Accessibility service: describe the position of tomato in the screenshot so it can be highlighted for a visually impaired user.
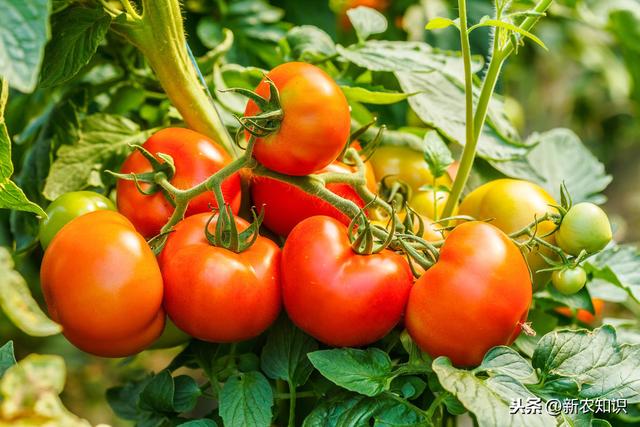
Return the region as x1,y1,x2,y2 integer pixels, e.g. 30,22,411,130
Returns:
411,190,457,221
556,298,604,325
551,266,587,295
160,213,281,342
556,202,612,256
406,221,532,367
251,161,376,236
244,62,350,176
282,216,413,347
116,127,241,238
459,179,557,288
369,145,452,194
40,211,164,357
39,191,115,249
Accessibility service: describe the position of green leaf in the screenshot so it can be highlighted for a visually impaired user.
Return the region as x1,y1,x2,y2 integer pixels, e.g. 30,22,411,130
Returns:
219,371,273,427
341,85,411,105
533,326,640,403
478,347,536,382
390,376,427,400
260,316,318,387
433,357,556,427
0,341,16,379
173,375,201,413
539,284,595,313
307,348,393,397
470,19,548,50
43,113,149,200
585,244,640,303
0,247,61,336
346,6,388,43
602,318,640,345
40,6,111,87
425,17,460,30
139,370,175,413
422,131,453,179
177,421,218,427
285,25,336,61
107,376,153,421
0,0,51,92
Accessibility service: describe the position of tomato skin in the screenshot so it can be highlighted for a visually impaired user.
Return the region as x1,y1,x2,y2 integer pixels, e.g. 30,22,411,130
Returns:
369,145,452,194
40,211,164,357
556,202,612,256
116,128,241,238
551,267,587,295
245,62,350,176
406,221,532,367
251,162,375,236
160,214,281,343
411,190,458,221
39,191,115,249
459,179,557,288
282,216,413,347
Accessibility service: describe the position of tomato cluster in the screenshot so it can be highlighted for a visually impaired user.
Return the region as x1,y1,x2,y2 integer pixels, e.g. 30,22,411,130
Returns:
38,62,611,368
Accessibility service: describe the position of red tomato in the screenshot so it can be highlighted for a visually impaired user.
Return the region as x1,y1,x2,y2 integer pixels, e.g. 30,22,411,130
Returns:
244,62,350,175
251,161,376,236
406,221,532,367
116,128,241,237
282,216,413,346
40,211,164,357
555,298,604,325
159,213,281,342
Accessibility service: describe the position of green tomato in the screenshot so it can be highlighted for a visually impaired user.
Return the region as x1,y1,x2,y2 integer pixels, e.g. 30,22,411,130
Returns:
39,191,115,249
551,267,587,295
556,202,612,256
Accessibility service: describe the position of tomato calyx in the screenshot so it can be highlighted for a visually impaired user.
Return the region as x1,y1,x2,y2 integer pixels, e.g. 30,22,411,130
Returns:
227,77,284,138
348,205,395,255
204,204,265,253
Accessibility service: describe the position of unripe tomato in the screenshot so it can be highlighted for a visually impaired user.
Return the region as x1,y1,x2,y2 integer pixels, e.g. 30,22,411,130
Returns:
411,190,458,221
556,202,612,256
40,211,164,357
555,298,604,325
406,221,532,367
551,266,587,295
251,161,376,236
39,191,115,249
245,62,350,175
459,179,557,288
369,145,452,194
160,214,281,343
116,128,241,238
282,216,413,347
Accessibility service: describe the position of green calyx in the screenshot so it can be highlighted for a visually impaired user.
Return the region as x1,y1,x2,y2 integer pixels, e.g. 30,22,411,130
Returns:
204,205,264,253
224,77,284,138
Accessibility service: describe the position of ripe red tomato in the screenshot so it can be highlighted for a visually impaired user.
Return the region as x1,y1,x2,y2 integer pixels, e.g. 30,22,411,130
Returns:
244,62,350,175
555,298,604,325
159,213,281,342
40,211,164,357
251,161,376,236
282,216,413,347
405,221,532,367
116,128,241,237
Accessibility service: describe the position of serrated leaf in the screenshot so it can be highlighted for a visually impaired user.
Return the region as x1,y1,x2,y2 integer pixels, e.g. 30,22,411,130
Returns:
433,357,556,427
43,113,149,200
0,341,16,379
347,6,388,42
341,85,411,105
422,131,453,179
40,6,111,87
539,284,595,313
0,0,51,92
478,347,536,382
260,316,318,387
426,17,459,30
0,247,61,336
285,25,336,61
585,244,640,303
307,348,393,397
219,371,273,427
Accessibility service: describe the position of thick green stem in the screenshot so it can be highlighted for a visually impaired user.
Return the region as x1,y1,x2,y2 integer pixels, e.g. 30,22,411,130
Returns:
287,381,297,427
110,0,236,156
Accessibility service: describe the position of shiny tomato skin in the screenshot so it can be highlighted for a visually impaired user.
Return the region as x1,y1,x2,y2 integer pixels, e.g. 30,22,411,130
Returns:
282,216,413,347
116,128,241,238
160,214,281,343
251,162,374,236
406,221,532,367
40,210,164,357
245,62,350,175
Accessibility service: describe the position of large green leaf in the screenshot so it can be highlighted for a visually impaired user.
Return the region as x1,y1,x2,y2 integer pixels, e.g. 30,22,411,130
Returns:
0,247,61,337
586,244,640,303
0,0,51,92
219,371,273,427
346,6,387,43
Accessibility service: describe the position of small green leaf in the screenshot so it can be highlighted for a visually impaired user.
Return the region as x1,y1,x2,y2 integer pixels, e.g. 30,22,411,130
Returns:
173,375,201,413
426,17,459,30
347,6,388,43
177,421,218,427
260,316,318,387
285,25,336,61
106,377,153,421
219,371,273,427
422,131,453,179
341,85,411,105
0,341,16,379
0,247,61,336
307,348,393,397
470,18,548,50
139,370,175,413
40,6,111,87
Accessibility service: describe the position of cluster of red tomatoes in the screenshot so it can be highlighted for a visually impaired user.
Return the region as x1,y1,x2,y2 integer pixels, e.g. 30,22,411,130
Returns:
38,62,612,367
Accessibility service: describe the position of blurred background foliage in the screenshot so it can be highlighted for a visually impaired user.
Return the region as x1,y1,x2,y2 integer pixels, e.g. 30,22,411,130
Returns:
1,0,638,425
